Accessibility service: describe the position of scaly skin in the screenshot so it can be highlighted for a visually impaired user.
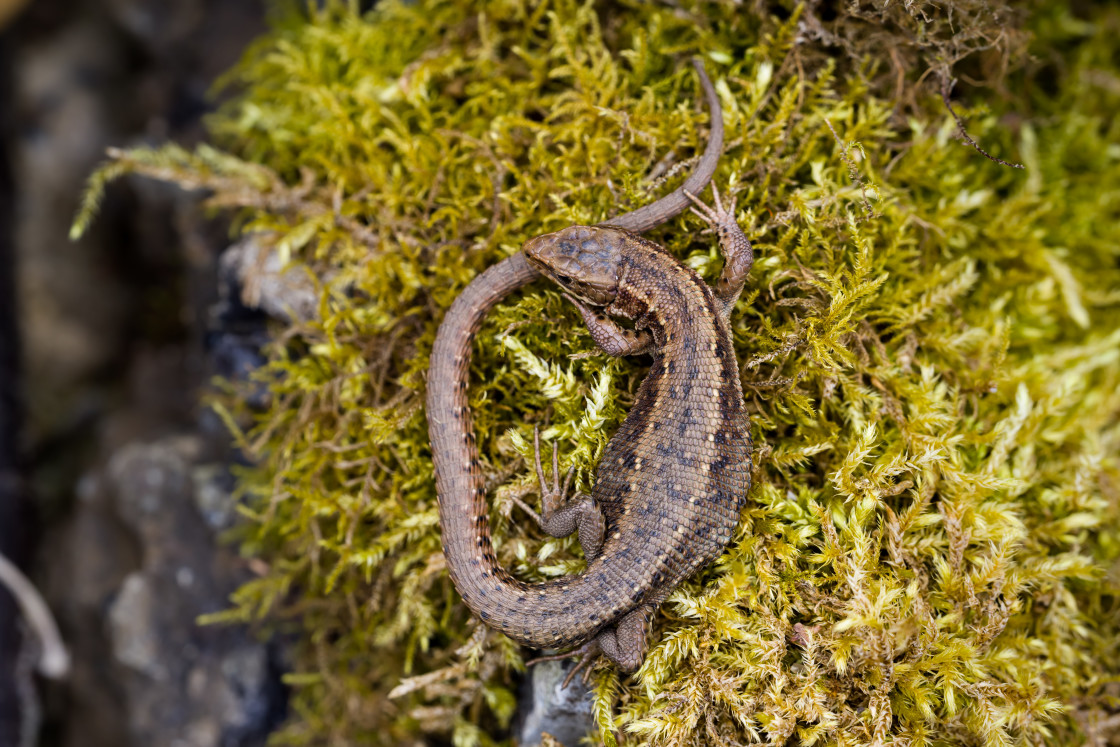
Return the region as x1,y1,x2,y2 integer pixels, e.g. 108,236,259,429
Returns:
426,60,754,673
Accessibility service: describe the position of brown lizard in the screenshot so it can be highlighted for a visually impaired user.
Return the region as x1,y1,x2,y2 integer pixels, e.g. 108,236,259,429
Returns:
426,59,754,678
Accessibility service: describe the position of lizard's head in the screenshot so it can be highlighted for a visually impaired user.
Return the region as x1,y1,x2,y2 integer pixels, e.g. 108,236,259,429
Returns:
522,225,627,306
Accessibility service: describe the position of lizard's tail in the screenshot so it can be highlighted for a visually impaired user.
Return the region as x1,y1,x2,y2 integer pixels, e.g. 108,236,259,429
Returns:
428,252,592,648
599,57,722,233
428,252,642,650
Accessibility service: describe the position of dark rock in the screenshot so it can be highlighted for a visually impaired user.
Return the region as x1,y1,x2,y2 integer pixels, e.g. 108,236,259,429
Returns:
0,23,35,747
97,435,285,746
4,0,282,744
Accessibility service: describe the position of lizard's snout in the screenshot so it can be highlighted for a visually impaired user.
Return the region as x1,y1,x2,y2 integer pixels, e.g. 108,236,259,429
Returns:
522,226,623,306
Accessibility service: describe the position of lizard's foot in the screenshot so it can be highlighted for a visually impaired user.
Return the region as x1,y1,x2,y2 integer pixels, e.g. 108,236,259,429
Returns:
510,426,571,527
683,183,753,316
563,293,652,357
685,182,737,236
534,426,575,519
595,606,651,673
530,427,606,558
526,607,652,688
527,638,603,690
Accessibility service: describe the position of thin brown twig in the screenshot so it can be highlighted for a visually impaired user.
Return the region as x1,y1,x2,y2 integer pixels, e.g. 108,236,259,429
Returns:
940,77,1024,169
823,118,878,220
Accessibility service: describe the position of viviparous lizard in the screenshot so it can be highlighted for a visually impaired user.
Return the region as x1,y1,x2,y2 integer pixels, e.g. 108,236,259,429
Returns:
426,59,754,675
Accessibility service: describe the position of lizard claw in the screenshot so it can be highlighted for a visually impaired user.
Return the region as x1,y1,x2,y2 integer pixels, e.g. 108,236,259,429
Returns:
684,182,753,296
562,292,595,323
526,638,603,690
685,184,738,231
532,427,575,518
510,495,544,528
533,426,548,496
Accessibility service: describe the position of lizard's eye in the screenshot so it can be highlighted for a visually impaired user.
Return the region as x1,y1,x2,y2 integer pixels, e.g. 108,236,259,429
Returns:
555,274,571,285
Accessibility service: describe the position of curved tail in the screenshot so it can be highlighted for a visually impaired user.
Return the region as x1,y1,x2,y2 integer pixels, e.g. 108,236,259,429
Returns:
428,252,624,648
601,58,723,233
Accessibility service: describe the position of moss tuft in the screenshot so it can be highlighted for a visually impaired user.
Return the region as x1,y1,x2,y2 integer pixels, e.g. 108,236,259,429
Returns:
74,1,1120,744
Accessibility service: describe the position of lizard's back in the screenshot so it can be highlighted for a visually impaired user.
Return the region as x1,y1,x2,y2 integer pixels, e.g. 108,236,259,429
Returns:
588,236,751,606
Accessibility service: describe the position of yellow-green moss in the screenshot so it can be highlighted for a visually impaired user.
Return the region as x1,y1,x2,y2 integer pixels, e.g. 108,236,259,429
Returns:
74,1,1120,744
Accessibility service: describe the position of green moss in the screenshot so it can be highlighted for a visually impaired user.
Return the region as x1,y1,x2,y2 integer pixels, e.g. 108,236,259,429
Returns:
74,1,1120,744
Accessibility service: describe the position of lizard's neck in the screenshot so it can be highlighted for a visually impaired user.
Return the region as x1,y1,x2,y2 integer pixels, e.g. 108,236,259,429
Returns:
609,243,724,350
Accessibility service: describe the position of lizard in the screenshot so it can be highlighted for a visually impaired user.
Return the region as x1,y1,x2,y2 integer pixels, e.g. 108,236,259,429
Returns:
426,58,754,678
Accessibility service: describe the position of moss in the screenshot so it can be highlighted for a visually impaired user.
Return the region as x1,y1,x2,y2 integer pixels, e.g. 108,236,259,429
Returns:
73,1,1120,744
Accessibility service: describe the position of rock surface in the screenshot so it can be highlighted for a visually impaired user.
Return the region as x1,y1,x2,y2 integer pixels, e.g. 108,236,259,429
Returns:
2,1,280,745
43,433,285,747
515,661,595,747
220,237,321,325
102,437,282,746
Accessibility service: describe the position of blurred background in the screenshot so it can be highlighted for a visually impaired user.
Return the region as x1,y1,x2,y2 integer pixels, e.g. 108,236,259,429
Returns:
0,1,296,745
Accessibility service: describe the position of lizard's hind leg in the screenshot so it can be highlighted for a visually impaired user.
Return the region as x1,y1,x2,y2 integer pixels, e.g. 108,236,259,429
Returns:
527,639,601,689
595,605,652,673
528,605,653,688
512,428,606,560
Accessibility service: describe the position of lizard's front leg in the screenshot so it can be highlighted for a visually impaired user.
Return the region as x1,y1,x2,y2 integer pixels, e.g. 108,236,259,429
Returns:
512,428,606,560
564,293,651,357
685,184,753,319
